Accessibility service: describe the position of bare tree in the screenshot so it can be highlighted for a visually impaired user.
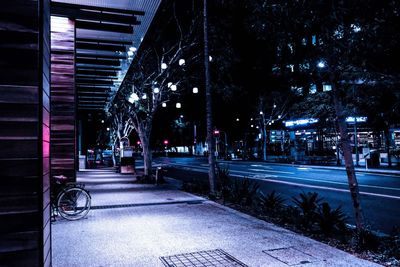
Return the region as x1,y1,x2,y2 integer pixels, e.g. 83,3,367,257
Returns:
257,95,288,161
107,102,134,167
108,8,201,177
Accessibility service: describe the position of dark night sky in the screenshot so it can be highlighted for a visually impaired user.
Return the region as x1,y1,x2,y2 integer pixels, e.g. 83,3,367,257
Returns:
80,0,400,151
146,0,272,147
79,0,278,150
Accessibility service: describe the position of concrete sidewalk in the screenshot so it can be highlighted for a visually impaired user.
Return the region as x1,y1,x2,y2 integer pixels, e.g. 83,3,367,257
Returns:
52,169,380,267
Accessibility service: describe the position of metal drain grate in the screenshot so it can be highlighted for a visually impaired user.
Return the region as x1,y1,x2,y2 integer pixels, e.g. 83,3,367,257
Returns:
160,249,248,267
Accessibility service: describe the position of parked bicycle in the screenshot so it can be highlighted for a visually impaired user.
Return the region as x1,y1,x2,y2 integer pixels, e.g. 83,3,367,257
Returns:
51,175,91,221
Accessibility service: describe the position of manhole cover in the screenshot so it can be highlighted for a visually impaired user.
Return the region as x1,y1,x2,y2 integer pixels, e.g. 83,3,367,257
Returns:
263,247,317,266
160,249,248,267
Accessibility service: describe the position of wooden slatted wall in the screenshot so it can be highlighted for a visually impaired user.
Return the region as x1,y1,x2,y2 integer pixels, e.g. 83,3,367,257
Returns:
50,16,76,181
0,0,51,266
42,0,51,265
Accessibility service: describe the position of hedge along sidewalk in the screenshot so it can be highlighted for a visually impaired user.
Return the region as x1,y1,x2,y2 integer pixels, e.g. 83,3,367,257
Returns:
166,177,381,267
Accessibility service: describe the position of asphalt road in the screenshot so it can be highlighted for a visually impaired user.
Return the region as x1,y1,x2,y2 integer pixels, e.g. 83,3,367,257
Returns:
155,157,400,233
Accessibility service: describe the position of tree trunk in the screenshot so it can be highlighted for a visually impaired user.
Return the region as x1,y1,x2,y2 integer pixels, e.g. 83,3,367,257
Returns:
384,127,392,167
140,135,152,177
331,72,364,231
112,142,117,168
203,0,217,196
262,125,267,161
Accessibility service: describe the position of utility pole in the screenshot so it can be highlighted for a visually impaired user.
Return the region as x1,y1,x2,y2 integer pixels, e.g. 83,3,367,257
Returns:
203,0,216,196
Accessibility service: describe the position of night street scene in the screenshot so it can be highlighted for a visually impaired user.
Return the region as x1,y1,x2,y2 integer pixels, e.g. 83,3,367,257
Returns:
1,0,400,266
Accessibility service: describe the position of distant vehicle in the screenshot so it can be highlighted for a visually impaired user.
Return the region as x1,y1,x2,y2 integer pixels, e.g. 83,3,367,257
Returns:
102,149,113,167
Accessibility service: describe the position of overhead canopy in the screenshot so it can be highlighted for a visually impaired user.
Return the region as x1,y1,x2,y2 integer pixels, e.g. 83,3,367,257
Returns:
51,0,162,110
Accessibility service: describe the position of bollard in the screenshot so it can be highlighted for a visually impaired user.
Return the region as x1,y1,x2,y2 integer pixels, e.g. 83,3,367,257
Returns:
155,167,165,184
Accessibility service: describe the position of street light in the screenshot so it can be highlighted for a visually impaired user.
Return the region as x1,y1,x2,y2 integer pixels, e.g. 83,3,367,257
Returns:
317,61,326,68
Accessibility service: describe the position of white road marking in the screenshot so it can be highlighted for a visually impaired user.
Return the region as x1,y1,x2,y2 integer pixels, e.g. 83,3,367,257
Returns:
230,171,400,192
247,169,294,174
252,174,278,179
264,174,400,192
300,168,397,177
297,167,310,170
248,168,269,172
165,162,400,194
250,164,272,169
358,172,400,177
229,173,400,200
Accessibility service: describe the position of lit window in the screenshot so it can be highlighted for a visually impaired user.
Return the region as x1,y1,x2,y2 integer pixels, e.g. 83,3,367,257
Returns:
312,35,317,45
351,24,361,33
323,84,332,91
309,84,317,94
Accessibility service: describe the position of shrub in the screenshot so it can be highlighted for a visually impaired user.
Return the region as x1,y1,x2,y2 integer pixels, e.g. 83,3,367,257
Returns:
257,190,285,215
182,179,209,195
292,192,323,229
230,178,260,207
382,227,400,259
316,202,347,236
216,166,231,202
352,226,381,252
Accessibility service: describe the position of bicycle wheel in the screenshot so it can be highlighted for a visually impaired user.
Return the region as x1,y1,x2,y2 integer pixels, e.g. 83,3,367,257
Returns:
57,187,91,220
